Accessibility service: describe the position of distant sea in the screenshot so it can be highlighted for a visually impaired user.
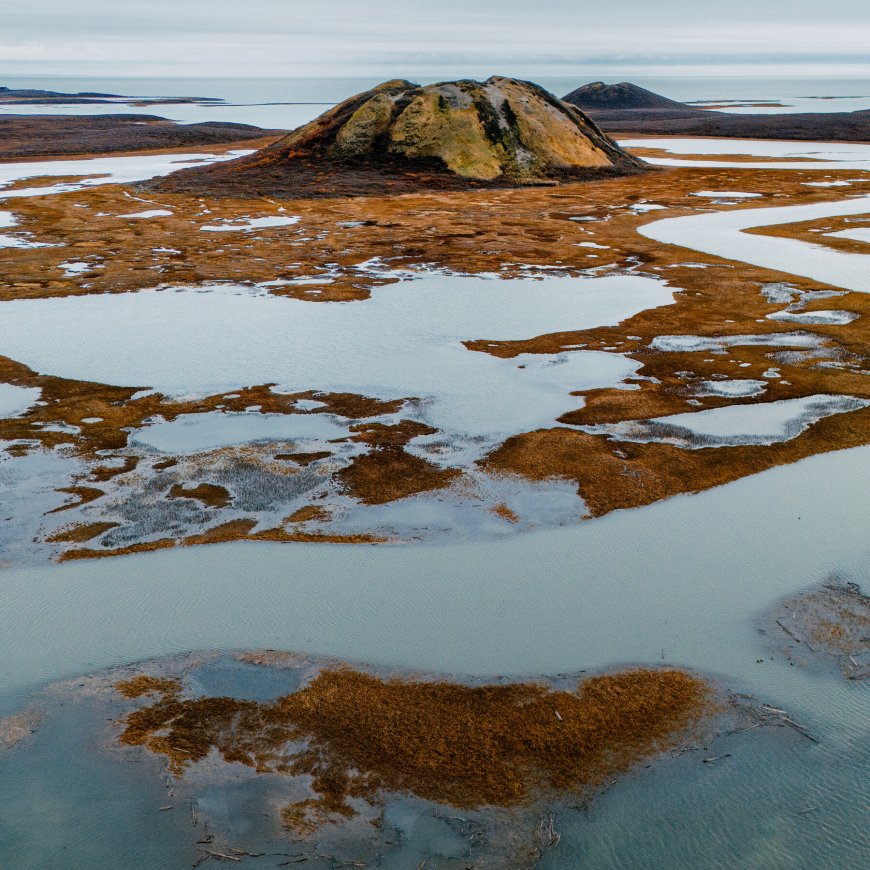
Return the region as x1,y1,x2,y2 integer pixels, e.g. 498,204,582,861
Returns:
2,74,870,130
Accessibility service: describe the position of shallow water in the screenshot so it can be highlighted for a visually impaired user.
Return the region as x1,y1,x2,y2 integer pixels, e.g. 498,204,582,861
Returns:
0,273,670,445
1,445,869,867
828,227,870,245
641,194,870,293
2,444,868,707
0,150,252,199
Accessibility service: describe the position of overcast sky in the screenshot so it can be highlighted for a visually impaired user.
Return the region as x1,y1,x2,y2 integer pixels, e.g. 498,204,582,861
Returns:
5,0,870,78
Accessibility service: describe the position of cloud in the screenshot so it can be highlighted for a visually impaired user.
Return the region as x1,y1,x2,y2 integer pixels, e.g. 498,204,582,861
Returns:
4,1,869,76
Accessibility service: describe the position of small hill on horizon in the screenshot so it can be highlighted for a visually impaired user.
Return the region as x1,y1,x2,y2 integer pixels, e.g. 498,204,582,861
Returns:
560,80,870,142
562,81,688,112
156,77,647,198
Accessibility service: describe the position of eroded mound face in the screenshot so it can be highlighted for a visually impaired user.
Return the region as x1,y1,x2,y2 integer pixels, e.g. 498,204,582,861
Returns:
156,76,646,196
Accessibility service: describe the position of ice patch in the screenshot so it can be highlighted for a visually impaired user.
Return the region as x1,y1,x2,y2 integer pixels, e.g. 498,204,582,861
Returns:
0,384,41,418
131,411,350,454
200,216,301,232
630,203,666,213
692,191,761,199
767,309,858,326
651,332,824,353
695,379,767,398
118,209,174,219
802,180,856,188
582,395,869,449
58,261,93,276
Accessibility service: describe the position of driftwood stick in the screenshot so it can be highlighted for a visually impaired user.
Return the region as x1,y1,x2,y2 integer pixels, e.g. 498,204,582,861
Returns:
781,717,820,743
195,849,241,862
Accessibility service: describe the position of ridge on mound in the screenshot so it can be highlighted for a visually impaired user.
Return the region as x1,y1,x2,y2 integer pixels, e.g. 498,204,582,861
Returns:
563,81,688,111
155,76,647,198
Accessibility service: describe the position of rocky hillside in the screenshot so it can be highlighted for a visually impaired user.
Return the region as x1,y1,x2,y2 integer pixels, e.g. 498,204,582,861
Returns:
156,77,646,198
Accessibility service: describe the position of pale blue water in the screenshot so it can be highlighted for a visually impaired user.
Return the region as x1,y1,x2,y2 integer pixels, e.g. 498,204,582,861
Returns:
2,75,869,129
1,445,868,867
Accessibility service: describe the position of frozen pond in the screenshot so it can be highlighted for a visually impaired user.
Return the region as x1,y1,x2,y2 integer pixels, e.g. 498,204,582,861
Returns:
827,227,870,245
0,384,41,418
641,195,870,293
0,273,673,443
133,410,350,453
0,150,252,199
581,394,869,448
621,137,870,171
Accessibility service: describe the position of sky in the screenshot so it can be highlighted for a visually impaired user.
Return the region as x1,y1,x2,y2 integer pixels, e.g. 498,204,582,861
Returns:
4,0,870,78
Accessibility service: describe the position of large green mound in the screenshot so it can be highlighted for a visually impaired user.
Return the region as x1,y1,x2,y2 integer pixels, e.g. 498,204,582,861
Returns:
156,77,647,197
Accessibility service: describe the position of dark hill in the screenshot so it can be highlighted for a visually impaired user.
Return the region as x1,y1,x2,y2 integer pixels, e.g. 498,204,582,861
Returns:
563,81,687,112
561,81,870,142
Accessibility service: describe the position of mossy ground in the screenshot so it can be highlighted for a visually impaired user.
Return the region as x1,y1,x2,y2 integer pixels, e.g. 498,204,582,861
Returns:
117,664,712,832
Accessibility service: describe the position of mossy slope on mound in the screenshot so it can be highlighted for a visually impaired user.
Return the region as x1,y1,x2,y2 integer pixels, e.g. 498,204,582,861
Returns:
157,76,645,196
261,76,643,182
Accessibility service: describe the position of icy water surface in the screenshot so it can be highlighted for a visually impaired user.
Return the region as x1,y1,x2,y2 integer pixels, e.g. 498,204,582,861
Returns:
2,75,870,128
1,446,869,867
0,150,252,199
643,193,870,292
0,273,671,444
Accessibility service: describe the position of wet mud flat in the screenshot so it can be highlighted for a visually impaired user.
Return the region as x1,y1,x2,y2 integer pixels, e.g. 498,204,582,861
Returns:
763,581,870,680
0,651,788,869
580,106,870,142
0,116,283,160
